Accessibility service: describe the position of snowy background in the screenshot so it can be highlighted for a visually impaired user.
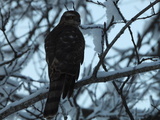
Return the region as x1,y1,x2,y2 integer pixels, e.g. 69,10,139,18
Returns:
0,0,160,120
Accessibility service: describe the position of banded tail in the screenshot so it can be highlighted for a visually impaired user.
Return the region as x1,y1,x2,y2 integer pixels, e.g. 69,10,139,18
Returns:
43,71,75,118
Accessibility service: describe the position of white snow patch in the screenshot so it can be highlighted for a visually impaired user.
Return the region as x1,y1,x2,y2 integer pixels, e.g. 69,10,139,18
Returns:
81,24,103,53
104,0,122,23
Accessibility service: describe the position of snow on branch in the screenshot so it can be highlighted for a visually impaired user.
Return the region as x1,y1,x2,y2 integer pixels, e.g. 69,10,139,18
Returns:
0,60,160,119
75,60,160,88
0,88,48,119
92,0,160,75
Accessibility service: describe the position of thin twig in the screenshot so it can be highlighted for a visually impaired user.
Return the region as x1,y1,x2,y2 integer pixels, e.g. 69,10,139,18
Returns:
0,88,48,119
113,2,140,64
112,81,134,120
0,9,17,57
92,0,160,77
0,49,29,66
2,30,17,57
86,0,106,7
120,76,130,92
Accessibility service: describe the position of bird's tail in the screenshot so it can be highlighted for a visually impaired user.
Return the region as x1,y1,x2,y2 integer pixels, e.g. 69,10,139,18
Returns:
43,71,65,118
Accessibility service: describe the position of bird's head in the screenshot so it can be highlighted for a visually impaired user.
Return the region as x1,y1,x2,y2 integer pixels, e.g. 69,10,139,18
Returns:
59,11,81,26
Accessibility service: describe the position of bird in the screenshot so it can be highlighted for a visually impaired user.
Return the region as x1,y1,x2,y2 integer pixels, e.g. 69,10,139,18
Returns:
43,10,85,118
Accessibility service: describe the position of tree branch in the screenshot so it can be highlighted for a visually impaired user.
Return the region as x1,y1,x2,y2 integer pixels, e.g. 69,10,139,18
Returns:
0,49,29,67
76,60,160,88
92,0,160,76
0,88,48,119
0,60,160,119
112,80,134,120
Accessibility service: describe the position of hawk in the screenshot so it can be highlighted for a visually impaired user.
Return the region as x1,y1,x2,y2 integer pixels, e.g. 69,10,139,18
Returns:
43,11,85,118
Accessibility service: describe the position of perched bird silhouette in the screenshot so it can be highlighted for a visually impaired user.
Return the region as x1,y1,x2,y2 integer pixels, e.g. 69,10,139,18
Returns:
44,10,85,118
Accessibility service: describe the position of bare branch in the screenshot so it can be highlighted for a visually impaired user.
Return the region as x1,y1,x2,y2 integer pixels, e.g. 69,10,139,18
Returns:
92,0,160,76
112,81,134,120
86,0,106,7
0,49,29,66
